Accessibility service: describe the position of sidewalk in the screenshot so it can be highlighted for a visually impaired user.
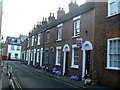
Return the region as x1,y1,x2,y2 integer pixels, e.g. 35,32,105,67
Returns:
29,65,111,90
2,66,10,89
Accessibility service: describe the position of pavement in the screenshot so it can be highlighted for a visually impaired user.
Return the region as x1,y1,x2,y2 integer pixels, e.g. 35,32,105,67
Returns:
1,61,113,90
29,65,112,90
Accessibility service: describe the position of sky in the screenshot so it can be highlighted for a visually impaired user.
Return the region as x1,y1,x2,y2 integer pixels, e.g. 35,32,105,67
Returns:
1,0,86,41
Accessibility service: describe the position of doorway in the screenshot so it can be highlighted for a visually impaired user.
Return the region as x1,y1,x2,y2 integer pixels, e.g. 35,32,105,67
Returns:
85,50,91,78
64,52,68,75
49,47,54,72
82,41,93,80
63,44,70,75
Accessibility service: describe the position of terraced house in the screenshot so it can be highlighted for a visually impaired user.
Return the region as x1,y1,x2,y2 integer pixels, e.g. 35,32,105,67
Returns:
21,0,120,88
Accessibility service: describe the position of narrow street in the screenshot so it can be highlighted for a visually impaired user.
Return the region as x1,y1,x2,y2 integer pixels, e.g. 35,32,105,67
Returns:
6,61,83,89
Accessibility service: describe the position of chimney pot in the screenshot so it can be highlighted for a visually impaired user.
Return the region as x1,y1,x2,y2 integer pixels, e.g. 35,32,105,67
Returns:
43,17,44,21
50,12,51,16
59,7,61,10
74,0,76,3
53,13,54,16
45,18,47,21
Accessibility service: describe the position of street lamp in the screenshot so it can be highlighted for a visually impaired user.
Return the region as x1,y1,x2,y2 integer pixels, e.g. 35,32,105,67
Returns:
0,35,3,66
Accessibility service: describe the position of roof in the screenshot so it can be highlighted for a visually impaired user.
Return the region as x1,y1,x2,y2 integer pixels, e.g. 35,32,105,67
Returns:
5,36,21,45
29,2,95,37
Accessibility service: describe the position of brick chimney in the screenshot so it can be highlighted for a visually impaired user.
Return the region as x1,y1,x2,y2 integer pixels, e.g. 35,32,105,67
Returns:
42,17,47,26
69,0,78,12
57,7,65,18
48,12,55,23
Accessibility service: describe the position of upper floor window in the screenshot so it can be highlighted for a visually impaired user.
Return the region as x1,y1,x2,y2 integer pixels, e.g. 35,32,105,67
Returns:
31,36,34,46
73,15,81,37
11,45,15,50
37,34,41,45
57,23,63,41
27,38,29,47
46,30,50,44
71,44,79,68
17,46,20,50
108,0,120,16
107,38,120,70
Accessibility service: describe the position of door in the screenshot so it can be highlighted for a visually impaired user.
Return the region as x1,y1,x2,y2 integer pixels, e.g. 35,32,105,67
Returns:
85,50,90,78
8,53,11,60
64,52,68,75
49,48,54,71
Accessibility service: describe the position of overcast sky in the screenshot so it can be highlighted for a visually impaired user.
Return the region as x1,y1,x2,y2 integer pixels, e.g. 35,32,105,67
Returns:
1,0,86,41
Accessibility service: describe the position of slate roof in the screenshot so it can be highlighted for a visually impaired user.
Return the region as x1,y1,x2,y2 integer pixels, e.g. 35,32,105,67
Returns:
29,2,95,37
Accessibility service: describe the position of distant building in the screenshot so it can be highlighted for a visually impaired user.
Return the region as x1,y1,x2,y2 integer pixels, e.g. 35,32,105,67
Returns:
5,36,21,60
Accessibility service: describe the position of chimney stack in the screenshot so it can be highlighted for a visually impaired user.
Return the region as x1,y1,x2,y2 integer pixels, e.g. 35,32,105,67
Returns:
57,7,65,19
69,0,78,12
48,12,55,23
42,17,48,26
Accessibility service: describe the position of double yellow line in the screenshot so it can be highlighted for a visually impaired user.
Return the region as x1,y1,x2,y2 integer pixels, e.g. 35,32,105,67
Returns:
12,72,22,90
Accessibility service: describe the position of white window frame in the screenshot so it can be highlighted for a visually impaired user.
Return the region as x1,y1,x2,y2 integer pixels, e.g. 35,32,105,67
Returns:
56,47,61,66
71,44,79,68
17,46,20,50
27,38,29,47
31,36,34,46
36,49,40,63
108,0,120,16
46,30,50,44
107,37,120,70
11,45,15,50
73,15,81,38
37,33,41,45
57,23,63,41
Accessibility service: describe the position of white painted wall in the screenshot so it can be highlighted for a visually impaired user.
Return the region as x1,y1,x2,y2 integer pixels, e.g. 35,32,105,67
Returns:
7,44,21,60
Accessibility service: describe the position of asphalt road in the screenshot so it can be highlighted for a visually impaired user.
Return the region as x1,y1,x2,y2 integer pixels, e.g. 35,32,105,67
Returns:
6,61,79,89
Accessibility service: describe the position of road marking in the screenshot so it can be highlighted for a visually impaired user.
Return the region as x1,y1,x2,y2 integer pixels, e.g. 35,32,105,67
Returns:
12,72,22,90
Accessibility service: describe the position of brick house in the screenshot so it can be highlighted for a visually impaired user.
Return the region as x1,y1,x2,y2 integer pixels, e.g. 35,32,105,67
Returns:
21,0,120,88
93,1,120,88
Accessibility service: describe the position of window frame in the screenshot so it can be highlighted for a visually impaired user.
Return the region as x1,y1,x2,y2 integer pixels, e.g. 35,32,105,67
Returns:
55,47,61,66
108,0,120,16
57,23,63,41
46,30,50,44
31,36,35,46
11,45,15,50
27,38,29,47
37,33,41,45
73,15,81,37
107,37,120,70
71,44,79,68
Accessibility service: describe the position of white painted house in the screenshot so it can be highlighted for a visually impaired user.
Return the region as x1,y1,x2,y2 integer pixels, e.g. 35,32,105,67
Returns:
5,36,21,60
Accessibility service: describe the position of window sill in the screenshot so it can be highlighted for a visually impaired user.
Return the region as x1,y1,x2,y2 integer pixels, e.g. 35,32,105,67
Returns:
55,64,61,66
56,39,62,42
107,13,120,18
71,35,80,39
71,65,79,69
105,67,120,70
45,42,49,44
